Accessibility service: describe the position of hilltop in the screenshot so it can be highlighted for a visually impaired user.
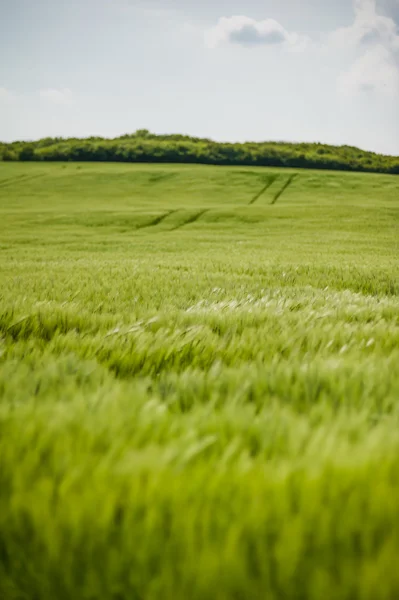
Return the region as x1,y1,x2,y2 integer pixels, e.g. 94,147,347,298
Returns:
1,129,399,174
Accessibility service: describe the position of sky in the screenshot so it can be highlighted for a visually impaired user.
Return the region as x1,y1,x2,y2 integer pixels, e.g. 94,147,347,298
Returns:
0,0,398,155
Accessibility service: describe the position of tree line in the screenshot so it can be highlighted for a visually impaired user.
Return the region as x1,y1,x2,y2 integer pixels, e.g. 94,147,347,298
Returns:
1,130,398,174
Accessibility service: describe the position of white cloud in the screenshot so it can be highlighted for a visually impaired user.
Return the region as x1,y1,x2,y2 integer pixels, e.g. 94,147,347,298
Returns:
0,87,14,101
355,0,378,17
39,88,73,105
331,0,398,48
1,88,75,106
332,0,399,95
205,16,309,51
338,44,399,95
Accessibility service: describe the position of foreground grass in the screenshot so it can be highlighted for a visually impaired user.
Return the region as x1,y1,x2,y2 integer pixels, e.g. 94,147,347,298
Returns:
0,162,399,599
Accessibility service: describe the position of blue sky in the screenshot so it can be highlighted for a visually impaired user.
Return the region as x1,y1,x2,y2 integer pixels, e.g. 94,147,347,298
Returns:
0,0,398,154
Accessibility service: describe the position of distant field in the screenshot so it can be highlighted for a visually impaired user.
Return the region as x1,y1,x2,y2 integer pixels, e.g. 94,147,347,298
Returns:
1,162,399,600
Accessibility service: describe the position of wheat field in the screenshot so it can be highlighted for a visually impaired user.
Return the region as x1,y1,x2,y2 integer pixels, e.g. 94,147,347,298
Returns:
0,162,399,599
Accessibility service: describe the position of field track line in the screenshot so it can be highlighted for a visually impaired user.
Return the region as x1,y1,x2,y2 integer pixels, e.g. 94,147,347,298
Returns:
249,175,279,205
0,173,44,189
271,174,298,205
137,210,178,230
0,174,30,187
148,172,177,184
171,209,210,231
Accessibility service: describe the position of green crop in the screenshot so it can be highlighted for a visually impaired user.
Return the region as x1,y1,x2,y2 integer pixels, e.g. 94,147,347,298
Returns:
0,162,399,600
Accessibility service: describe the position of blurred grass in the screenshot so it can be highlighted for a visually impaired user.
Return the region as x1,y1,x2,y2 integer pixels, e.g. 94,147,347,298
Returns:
0,162,399,599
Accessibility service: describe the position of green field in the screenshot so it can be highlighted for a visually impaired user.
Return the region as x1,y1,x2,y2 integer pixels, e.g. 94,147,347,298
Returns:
1,162,399,600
